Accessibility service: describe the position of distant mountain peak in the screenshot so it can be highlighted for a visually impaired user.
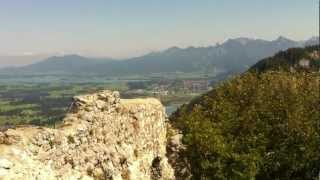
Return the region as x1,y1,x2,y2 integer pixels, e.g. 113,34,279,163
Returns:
63,54,82,58
223,37,255,46
45,54,88,62
234,37,254,45
275,36,293,43
164,46,182,53
307,36,318,41
304,36,319,46
54,54,83,59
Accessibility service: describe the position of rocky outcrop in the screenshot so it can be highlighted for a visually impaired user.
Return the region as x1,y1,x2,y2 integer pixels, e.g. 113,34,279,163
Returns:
0,90,174,180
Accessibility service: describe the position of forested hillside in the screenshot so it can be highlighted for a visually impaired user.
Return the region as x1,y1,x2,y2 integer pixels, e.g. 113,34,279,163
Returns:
250,46,320,73
170,47,320,179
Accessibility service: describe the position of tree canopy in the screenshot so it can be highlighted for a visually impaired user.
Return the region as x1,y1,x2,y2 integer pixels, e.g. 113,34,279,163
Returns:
171,71,320,179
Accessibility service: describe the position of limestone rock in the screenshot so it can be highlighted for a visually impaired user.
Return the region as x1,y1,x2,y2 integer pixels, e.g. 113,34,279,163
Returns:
0,90,174,180
0,158,12,169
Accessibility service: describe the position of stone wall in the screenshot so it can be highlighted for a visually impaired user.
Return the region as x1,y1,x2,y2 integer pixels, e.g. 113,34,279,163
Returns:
0,90,174,180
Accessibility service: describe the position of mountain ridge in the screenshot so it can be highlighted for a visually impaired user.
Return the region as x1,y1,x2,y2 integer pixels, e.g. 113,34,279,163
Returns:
1,36,317,76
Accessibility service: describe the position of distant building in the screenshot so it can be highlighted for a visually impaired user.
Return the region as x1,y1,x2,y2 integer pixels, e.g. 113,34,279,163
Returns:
299,59,310,68
309,51,320,59
153,80,172,91
183,80,209,92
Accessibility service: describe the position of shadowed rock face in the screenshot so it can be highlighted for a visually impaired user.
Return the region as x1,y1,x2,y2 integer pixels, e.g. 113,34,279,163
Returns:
0,90,174,180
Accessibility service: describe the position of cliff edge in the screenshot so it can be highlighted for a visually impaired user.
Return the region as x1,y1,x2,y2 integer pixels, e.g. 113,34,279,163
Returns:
0,90,174,180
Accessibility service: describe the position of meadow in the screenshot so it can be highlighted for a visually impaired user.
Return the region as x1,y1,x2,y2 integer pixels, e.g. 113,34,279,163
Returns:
0,74,207,127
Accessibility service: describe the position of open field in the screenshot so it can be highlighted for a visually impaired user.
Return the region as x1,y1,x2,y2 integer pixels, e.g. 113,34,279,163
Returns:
0,74,212,127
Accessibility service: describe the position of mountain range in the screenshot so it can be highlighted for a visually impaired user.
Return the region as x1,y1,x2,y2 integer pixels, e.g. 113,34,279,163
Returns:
1,36,318,76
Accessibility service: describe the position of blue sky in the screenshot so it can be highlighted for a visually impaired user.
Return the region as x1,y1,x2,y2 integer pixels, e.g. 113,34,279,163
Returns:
0,0,317,58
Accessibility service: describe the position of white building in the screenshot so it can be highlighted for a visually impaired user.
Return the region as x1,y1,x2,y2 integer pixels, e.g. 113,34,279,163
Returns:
299,59,310,68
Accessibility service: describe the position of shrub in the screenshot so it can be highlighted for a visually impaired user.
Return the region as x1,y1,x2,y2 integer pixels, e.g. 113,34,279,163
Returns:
172,72,320,180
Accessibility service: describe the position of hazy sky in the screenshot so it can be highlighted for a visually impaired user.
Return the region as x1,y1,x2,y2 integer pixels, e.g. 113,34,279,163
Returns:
0,0,318,58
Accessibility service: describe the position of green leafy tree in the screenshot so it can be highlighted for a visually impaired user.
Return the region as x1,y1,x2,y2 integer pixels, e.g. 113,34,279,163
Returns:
172,72,320,180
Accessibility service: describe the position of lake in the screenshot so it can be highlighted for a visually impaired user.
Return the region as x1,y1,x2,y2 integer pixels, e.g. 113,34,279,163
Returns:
165,104,182,116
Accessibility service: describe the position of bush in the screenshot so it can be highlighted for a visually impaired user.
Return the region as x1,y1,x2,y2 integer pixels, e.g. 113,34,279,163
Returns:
172,72,320,180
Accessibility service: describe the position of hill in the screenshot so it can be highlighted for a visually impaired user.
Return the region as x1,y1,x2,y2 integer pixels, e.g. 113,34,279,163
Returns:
250,46,320,73
20,55,114,74
0,36,312,77
170,47,320,179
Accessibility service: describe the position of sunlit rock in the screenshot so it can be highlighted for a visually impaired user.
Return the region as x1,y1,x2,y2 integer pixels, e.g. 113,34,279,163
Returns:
0,90,174,180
